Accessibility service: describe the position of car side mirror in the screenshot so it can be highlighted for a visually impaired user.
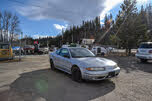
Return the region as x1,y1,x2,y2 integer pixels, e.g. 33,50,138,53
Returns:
63,54,70,58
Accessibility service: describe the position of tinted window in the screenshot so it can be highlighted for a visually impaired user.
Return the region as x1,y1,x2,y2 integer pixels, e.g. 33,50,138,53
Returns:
56,49,60,55
59,48,70,57
139,44,152,48
0,44,9,49
70,48,95,58
97,48,101,53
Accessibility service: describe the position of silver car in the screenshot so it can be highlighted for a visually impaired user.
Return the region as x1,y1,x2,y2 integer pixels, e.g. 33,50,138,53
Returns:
49,47,120,82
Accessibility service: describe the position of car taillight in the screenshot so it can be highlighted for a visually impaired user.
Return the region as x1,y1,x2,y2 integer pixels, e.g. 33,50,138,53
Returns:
149,50,152,54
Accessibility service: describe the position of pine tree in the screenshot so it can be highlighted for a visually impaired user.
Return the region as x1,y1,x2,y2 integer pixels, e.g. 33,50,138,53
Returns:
116,0,138,55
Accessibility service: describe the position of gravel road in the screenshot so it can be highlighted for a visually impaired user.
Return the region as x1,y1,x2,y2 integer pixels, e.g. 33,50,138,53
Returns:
0,55,152,101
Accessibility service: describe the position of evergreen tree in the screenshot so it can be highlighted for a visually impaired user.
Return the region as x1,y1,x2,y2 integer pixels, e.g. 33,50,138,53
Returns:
116,0,138,55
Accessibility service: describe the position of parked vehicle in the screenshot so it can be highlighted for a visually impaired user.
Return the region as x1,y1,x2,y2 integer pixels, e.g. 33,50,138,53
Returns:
38,47,49,54
49,47,120,82
0,43,13,60
136,42,152,62
106,47,114,53
91,46,107,56
12,46,24,55
23,45,34,54
62,44,81,48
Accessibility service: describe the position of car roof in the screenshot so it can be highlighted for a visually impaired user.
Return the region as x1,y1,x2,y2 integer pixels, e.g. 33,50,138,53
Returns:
141,42,152,44
62,47,84,49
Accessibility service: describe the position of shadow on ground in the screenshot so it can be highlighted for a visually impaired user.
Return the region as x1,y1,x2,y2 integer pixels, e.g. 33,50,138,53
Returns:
135,61,152,73
0,59,23,63
0,69,115,101
107,56,152,74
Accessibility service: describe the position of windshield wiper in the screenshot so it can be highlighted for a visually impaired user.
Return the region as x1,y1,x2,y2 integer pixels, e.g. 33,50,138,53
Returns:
84,56,95,57
72,56,83,58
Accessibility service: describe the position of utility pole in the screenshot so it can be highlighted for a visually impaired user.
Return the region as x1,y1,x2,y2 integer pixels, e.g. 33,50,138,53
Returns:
19,32,23,61
47,40,49,48
61,28,64,45
72,32,74,43
8,30,11,59
25,36,26,56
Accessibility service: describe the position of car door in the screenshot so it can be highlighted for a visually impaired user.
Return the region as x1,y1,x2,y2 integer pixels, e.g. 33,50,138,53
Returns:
0,44,10,59
52,49,61,67
58,48,72,73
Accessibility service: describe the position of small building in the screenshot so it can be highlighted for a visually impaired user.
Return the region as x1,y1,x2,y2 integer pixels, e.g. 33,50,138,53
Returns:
82,38,95,45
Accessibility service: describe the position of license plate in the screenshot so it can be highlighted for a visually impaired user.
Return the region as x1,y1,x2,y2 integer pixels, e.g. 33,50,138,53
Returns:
140,50,146,52
139,56,147,59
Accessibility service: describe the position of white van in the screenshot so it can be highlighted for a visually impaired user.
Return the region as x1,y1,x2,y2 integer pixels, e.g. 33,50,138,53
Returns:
136,42,152,62
91,46,107,56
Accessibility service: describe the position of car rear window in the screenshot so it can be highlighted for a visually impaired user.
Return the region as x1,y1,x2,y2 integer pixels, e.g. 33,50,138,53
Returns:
139,44,152,48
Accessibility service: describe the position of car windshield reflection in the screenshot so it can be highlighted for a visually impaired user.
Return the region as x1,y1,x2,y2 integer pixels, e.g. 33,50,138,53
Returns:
70,48,95,58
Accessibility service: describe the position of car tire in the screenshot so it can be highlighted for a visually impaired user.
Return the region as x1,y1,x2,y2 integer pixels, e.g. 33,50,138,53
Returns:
72,67,82,82
140,59,147,63
101,52,105,56
50,59,55,70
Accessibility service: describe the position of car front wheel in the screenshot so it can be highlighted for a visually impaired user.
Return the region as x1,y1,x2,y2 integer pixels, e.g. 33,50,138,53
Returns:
72,67,82,82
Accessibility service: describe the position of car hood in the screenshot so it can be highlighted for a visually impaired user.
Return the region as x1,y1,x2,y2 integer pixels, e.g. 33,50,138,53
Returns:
73,57,117,68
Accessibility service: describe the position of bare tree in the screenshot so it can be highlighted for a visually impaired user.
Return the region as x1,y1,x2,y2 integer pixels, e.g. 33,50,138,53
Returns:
0,11,2,42
4,11,12,31
10,15,20,43
2,11,12,42
0,10,20,43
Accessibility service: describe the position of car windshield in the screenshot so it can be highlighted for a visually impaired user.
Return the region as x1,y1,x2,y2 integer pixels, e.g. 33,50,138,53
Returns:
0,44,9,49
139,44,152,48
70,48,95,58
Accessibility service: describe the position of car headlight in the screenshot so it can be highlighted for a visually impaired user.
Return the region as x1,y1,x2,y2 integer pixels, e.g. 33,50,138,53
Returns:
86,67,105,71
114,64,118,68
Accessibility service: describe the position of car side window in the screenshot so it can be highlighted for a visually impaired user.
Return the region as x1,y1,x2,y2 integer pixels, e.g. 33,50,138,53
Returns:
0,44,9,49
59,48,70,57
56,49,60,55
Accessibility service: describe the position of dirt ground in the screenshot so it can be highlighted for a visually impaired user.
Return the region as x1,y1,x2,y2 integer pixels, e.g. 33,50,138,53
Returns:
0,55,152,101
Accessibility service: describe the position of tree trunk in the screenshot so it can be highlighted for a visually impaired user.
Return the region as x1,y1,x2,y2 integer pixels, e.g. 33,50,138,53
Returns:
126,48,128,56
128,48,131,56
0,30,2,42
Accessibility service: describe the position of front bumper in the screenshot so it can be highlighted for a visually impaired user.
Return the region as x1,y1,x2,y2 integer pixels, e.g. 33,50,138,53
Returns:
136,54,152,60
82,67,120,80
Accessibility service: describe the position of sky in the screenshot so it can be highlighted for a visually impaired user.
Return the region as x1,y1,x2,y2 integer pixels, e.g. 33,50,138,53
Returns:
0,0,150,39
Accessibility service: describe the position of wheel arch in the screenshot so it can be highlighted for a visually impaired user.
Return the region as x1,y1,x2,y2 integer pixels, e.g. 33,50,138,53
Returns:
49,58,53,62
71,65,79,71
71,64,83,74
